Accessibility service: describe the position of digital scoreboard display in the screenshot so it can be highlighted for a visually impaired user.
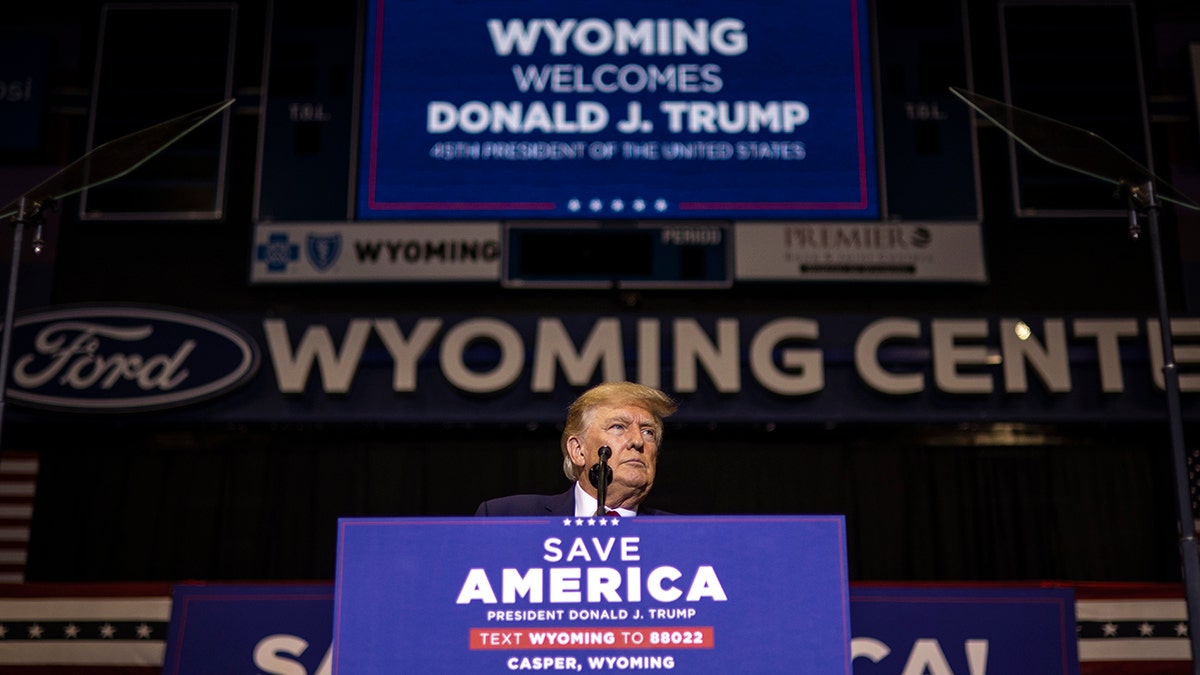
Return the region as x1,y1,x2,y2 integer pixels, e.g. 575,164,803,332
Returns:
252,0,984,286
359,0,878,220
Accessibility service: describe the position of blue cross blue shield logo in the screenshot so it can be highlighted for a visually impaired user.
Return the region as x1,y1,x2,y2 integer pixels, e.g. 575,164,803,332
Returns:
306,233,342,271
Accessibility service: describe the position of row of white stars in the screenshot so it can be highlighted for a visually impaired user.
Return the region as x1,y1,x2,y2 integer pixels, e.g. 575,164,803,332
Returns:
1092,621,1189,637
563,517,621,527
566,198,670,214
0,622,154,639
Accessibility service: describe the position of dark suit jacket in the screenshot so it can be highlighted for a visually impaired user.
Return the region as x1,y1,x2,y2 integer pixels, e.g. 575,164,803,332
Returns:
474,488,670,516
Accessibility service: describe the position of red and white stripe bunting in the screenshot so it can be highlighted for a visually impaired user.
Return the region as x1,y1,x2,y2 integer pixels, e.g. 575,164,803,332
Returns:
0,450,37,583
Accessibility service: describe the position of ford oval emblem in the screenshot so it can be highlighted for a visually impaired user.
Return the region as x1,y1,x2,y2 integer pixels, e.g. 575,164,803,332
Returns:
7,305,260,412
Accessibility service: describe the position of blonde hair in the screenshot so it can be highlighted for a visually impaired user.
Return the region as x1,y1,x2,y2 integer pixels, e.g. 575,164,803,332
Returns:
560,382,678,481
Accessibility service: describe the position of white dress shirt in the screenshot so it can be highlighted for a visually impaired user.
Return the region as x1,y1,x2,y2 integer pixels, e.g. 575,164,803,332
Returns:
573,481,637,517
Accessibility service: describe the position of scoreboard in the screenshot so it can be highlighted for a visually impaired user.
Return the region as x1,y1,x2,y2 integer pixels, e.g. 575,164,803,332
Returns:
252,0,984,286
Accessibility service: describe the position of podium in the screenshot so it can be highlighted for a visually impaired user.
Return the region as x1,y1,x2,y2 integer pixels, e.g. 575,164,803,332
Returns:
332,515,852,674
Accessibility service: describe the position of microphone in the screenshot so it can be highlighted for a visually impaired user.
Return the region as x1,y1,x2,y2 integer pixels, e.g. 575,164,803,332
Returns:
588,446,613,517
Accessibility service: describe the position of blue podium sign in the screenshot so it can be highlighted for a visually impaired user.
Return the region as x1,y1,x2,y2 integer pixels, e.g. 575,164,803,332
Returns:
334,515,851,673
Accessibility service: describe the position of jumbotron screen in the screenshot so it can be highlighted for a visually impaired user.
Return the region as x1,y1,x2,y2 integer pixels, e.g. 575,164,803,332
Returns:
253,0,982,285
358,0,877,220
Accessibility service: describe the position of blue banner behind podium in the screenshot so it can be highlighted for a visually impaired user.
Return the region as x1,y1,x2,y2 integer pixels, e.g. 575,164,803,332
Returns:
334,515,851,673
849,585,1079,674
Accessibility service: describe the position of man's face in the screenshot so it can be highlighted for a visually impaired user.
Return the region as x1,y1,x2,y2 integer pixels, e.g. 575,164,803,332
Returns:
568,403,661,501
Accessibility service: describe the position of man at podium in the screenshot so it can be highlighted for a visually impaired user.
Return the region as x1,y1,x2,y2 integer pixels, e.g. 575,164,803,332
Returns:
476,381,678,517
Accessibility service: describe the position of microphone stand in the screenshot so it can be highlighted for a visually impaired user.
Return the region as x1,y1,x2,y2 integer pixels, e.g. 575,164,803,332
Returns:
591,446,613,517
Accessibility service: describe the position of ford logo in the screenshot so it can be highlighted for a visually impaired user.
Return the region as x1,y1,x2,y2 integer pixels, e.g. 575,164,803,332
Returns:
7,305,260,412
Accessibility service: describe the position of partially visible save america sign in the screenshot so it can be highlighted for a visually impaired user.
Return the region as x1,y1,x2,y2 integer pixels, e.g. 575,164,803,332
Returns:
5,305,259,412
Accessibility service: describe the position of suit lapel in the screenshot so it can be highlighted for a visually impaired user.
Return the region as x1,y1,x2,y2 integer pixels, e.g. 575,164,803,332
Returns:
545,489,575,516
542,486,662,516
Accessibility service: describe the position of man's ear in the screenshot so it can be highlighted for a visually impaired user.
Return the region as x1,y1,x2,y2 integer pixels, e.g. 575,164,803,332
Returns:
566,436,586,468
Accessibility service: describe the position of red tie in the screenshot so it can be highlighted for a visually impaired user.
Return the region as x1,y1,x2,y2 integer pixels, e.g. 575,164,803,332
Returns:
606,510,620,517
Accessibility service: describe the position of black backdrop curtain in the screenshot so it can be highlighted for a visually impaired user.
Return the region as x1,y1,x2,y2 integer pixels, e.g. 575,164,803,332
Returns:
22,422,1183,584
